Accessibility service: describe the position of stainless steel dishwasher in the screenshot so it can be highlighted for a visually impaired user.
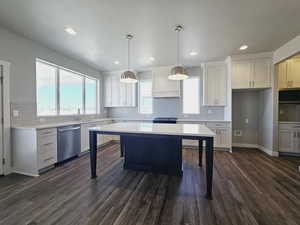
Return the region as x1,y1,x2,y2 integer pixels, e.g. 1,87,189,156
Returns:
57,125,81,162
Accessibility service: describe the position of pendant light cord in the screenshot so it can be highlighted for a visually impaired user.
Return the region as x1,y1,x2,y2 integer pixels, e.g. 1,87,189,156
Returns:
177,30,180,66
128,38,130,71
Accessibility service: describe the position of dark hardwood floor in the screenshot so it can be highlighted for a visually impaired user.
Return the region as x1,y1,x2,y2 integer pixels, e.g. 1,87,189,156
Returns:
0,144,300,225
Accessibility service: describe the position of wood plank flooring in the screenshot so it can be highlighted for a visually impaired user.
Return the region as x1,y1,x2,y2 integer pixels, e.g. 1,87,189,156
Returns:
0,144,300,225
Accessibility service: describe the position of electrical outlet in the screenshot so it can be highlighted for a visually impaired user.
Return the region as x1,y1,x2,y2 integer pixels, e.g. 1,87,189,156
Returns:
207,109,212,114
13,110,19,117
234,130,242,137
245,118,249,124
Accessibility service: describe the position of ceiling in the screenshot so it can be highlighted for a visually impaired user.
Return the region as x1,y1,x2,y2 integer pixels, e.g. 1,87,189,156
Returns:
0,0,300,72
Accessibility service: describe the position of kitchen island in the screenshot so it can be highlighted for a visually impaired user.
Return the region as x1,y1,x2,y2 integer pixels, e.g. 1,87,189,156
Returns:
89,122,215,199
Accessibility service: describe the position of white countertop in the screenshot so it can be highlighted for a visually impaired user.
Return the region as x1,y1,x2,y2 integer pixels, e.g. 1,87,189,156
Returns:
90,122,216,137
112,118,231,123
12,118,113,129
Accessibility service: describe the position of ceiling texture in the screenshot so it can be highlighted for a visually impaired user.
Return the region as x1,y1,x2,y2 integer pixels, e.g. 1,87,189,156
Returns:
0,0,300,72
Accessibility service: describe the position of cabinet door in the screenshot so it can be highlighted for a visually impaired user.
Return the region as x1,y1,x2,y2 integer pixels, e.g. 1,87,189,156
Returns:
152,66,180,97
232,61,252,89
279,130,294,152
292,130,300,153
203,63,227,106
80,125,88,152
119,82,127,106
287,58,300,88
104,76,112,107
252,59,271,88
277,61,288,89
125,83,136,107
111,75,120,106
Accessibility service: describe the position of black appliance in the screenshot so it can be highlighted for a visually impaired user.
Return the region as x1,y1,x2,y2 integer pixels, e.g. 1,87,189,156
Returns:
279,90,300,104
153,117,177,124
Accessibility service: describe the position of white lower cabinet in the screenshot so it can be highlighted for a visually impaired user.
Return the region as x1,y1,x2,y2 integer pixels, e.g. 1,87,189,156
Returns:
279,123,300,153
81,120,115,152
180,122,231,150
12,127,58,176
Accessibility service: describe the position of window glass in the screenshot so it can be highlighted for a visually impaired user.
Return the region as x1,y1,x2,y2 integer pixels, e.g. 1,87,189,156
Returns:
59,69,84,115
85,77,97,114
183,77,200,114
139,79,153,114
36,61,57,116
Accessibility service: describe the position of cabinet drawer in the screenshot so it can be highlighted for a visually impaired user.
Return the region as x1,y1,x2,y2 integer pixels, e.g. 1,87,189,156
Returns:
206,122,230,128
38,154,57,169
38,134,57,148
37,128,57,137
279,123,300,130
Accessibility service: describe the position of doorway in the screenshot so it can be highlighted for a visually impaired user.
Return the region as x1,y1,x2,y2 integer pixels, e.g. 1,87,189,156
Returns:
0,60,11,176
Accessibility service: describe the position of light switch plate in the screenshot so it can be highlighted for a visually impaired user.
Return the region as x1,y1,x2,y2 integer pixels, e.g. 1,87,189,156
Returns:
207,109,212,114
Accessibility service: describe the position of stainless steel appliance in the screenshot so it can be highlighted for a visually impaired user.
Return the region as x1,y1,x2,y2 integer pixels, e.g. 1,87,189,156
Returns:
57,125,81,162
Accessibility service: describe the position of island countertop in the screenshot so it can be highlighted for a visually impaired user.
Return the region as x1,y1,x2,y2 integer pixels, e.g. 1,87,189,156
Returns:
89,122,216,137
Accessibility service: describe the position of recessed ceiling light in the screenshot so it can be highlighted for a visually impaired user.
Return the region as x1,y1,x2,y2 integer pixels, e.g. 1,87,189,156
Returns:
239,45,248,50
114,61,120,65
190,51,198,56
65,27,77,36
149,57,155,61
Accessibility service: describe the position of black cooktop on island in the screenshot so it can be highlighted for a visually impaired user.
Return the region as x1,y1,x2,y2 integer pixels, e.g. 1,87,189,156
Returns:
153,117,177,124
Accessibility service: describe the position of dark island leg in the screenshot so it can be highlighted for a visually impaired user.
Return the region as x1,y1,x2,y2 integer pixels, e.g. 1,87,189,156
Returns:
205,137,214,200
89,131,98,179
198,140,203,167
120,136,124,157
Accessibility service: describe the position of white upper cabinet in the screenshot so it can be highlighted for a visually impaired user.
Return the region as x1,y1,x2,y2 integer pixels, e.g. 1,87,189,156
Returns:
278,61,288,89
104,72,136,107
232,58,271,89
203,62,227,106
232,61,252,89
152,66,180,98
252,58,271,88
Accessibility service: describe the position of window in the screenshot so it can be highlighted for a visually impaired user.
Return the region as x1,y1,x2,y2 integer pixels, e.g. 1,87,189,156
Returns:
36,61,57,116
59,69,84,115
85,77,97,114
36,59,99,116
183,77,200,114
139,79,153,114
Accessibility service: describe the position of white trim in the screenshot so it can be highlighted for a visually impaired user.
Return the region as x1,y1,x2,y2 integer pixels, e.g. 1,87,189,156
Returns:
232,143,278,157
12,170,39,177
0,60,11,175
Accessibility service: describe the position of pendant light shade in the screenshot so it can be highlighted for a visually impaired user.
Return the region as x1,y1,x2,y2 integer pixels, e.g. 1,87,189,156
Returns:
121,34,138,83
120,70,138,83
169,25,188,80
168,66,188,80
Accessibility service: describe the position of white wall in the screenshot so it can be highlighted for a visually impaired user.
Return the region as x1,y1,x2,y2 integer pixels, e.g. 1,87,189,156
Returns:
0,26,105,126
273,34,300,64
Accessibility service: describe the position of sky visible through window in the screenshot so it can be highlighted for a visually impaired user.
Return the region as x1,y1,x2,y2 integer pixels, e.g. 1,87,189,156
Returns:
36,60,98,116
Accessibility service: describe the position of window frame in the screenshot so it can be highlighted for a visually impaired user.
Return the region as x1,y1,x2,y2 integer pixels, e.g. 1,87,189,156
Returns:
138,78,153,114
36,58,100,117
182,76,200,114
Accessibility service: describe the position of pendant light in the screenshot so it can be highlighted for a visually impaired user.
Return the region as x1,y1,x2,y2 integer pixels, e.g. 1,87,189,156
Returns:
169,25,188,80
120,34,138,83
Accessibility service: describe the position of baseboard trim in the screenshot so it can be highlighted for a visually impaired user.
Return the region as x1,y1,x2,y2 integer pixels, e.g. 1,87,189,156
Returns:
232,143,278,157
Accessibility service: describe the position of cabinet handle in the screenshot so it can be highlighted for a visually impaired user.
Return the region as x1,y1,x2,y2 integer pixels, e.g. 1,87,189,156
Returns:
298,132,300,138
294,132,297,138
43,142,53,146
249,81,251,87
44,157,54,162
252,81,255,87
